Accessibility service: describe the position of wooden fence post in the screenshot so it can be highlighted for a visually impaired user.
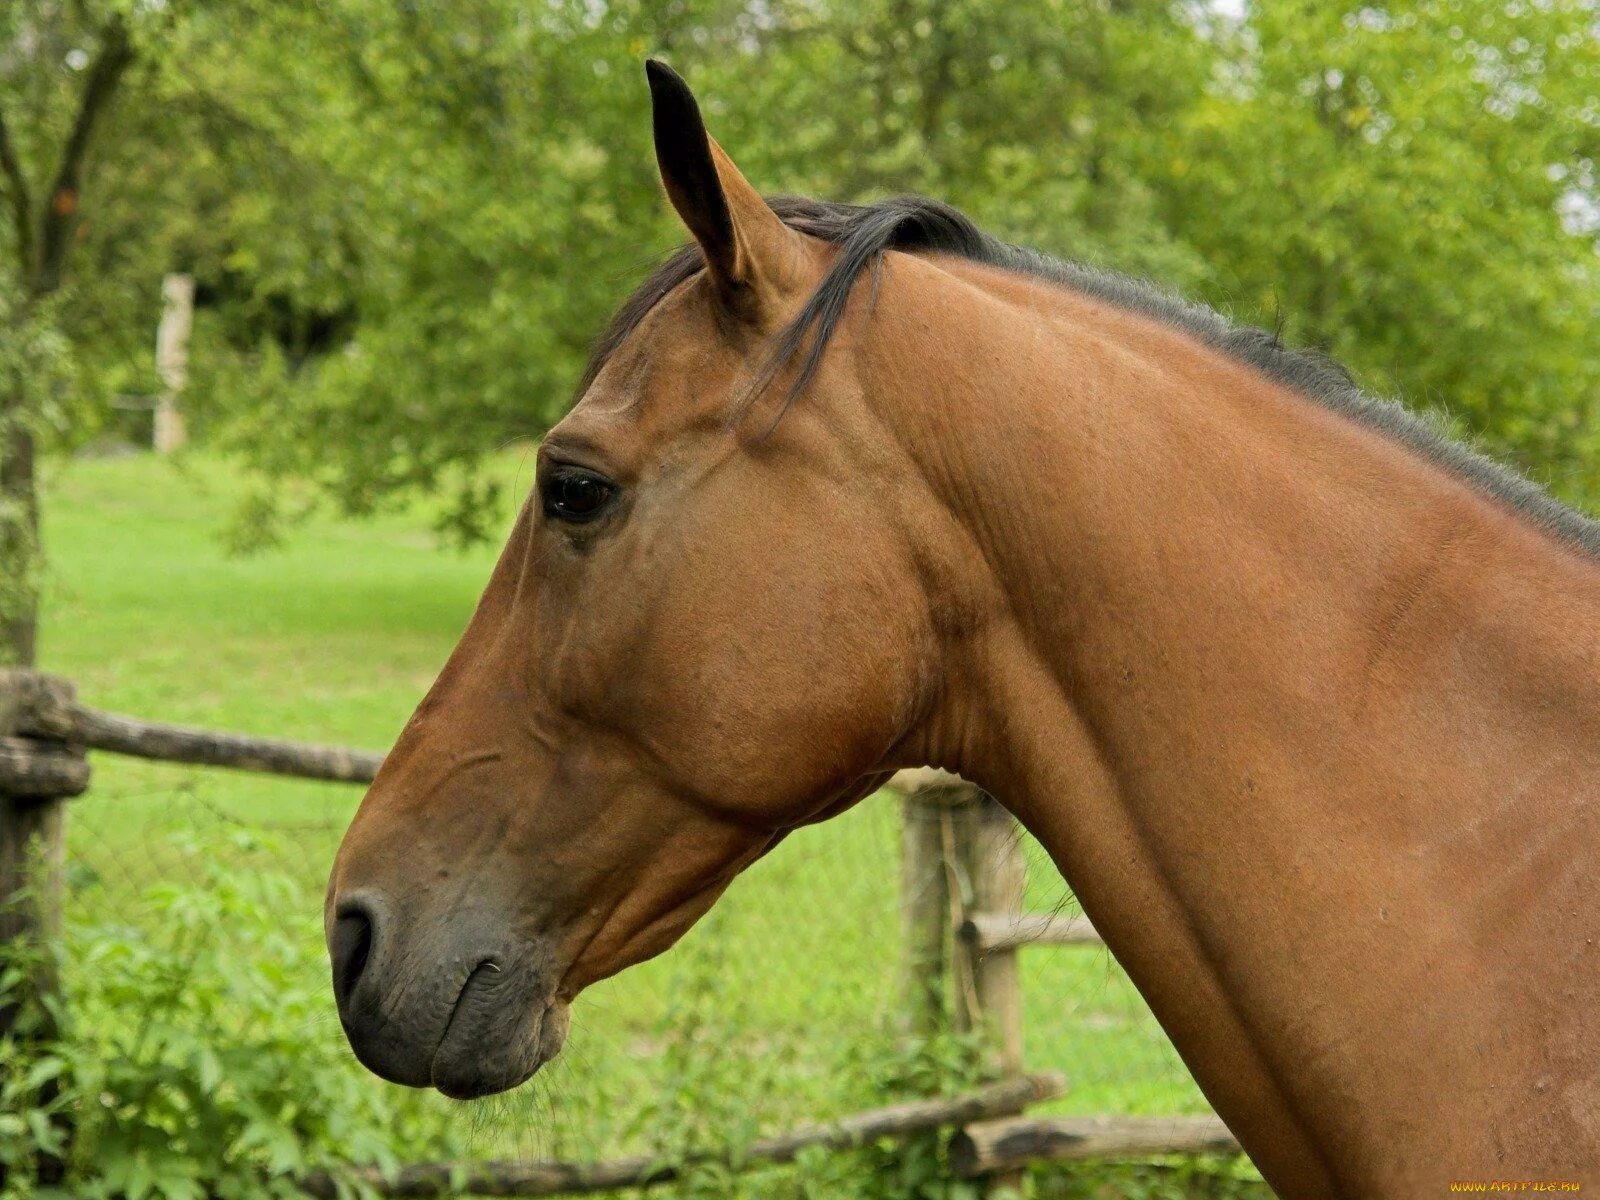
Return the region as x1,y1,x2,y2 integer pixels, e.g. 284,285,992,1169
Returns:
899,771,971,1040
0,671,87,1039
900,776,1030,1193
900,786,949,1039
153,273,194,455
953,790,1028,1196
957,793,1026,1078
0,672,87,1190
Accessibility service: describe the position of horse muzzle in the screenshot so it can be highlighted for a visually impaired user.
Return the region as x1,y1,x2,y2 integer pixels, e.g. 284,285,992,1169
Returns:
327,889,570,1099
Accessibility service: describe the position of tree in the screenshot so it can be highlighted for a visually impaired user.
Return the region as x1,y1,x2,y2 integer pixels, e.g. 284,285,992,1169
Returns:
1,0,371,643
1152,0,1600,502
197,0,1600,542
5,0,1599,609
1,5,134,665
194,0,1224,545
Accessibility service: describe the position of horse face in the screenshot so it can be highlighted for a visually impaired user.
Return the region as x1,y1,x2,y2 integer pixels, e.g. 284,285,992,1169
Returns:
325,64,935,1098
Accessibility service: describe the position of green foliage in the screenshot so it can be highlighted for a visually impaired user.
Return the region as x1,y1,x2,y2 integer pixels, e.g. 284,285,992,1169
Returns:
627,909,770,1199
9,1,1597,547
2,837,463,1200
1030,1155,1271,1200
0,293,75,456
0,901,71,1196
1155,0,1600,504
830,1029,990,1200
0,288,71,659
628,901,1043,1200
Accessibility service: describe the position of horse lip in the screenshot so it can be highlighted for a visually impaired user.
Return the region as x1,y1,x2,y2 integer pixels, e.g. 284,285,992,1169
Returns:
435,958,498,1051
428,959,550,1099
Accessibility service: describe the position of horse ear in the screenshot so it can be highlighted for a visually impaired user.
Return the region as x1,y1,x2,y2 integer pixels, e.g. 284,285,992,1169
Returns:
645,59,800,310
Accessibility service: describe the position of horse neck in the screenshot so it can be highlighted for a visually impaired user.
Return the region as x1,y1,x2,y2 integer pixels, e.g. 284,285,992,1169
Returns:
870,253,1600,1193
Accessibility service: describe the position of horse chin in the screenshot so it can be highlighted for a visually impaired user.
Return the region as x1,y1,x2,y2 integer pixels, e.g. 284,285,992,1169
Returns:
429,985,572,1101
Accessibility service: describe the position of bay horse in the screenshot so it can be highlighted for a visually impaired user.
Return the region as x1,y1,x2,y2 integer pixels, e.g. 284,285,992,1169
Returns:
327,62,1600,1197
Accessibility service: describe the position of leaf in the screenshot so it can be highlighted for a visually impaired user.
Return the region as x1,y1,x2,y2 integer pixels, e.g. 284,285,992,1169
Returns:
21,1054,66,1091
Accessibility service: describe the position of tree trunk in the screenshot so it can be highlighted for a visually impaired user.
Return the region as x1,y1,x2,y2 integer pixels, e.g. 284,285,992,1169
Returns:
0,13,133,667
0,21,135,1192
0,419,38,668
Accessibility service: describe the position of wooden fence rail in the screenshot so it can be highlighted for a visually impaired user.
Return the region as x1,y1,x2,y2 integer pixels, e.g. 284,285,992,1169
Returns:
298,1073,1065,1199
961,911,1104,952
951,1114,1241,1177
10,671,385,784
0,735,90,799
3,671,965,794
0,667,1247,1194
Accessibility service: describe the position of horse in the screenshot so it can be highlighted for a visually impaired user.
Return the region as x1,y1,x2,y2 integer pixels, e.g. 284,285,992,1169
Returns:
326,61,1600,1198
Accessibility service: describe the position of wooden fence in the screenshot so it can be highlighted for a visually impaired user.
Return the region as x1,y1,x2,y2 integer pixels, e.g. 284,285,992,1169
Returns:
0,667,1240,1196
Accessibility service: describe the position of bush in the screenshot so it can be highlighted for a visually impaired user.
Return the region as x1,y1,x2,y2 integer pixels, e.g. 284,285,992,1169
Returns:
2,841,1265,1200
1,838,462,1200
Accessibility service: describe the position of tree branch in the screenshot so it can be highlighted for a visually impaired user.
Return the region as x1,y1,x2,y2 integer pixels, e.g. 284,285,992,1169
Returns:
34,13,134,297
0,102,35,280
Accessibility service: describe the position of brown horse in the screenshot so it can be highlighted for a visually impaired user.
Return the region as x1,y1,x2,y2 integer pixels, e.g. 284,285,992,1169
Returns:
327,62,1600,1197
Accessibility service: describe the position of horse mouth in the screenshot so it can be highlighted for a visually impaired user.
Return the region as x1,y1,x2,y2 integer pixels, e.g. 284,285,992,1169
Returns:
429,962,570,1100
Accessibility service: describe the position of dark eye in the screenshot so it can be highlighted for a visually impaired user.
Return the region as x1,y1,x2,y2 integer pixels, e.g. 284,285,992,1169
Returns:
540,464,618,525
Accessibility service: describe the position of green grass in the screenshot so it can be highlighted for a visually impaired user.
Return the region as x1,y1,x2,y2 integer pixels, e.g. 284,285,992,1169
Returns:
39,451,1215,1170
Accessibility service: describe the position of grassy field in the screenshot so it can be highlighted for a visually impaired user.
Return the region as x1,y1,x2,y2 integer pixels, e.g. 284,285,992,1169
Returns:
40,451,1216,1176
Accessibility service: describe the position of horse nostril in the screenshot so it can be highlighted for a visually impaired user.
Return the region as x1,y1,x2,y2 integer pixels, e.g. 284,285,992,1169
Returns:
331,900,376,1010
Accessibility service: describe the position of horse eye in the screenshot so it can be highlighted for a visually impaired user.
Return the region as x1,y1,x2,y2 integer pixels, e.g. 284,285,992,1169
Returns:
540,465,618,525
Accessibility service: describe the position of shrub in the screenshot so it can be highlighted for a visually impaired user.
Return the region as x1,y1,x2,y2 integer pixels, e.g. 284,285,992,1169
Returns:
1,839,461,1200
2,839,1266,1200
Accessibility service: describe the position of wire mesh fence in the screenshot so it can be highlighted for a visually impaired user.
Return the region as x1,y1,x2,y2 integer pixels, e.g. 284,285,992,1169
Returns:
57,746,1212,1180
0,455,1271,1198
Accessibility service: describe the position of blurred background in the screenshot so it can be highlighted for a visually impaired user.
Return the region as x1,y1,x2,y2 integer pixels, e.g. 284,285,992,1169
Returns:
2,1,1598,1198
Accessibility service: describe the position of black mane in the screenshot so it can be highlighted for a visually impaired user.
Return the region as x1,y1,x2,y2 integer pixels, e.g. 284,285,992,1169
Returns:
581,193,1600,558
